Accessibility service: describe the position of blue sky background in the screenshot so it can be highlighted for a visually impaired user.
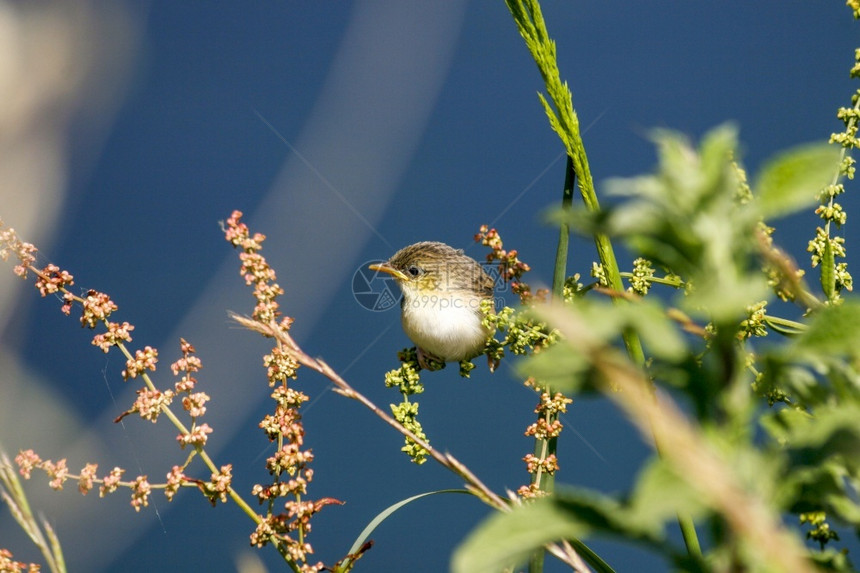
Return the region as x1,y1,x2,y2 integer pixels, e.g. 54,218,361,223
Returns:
1,2,859,572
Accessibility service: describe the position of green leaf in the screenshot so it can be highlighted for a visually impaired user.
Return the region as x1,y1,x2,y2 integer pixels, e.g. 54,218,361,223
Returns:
773,405,860,525
698,124,741,186
520,301,687,393
621,301,687,361
603,125,770,324
567,539,616,573
682,271,770,325
452,490,628,573
451,497,590,573
517,342,593,394
340,490,471,571
821,236,836,301
755,142,840,219
453,487,687,573
629,460,708,530
784,404,860,473
791,299,860,356
761,407,814,446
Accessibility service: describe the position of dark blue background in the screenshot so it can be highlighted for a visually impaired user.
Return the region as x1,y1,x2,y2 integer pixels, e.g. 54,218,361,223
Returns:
2,2,858,572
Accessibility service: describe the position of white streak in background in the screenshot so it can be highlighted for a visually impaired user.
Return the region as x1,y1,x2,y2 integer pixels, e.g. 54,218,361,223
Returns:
252,108,395,250
0,0,139,568
0,1,135,335
52,2,468,571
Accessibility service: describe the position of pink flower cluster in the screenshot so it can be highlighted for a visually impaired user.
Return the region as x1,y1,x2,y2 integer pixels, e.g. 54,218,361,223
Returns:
171,338,202,392
523,453,559,475
0,220,37,277
264,347,300,387
80,290,118,328
34,263,73,295
182,392,209,418
130,476,151,512
0,548,39,573
99,467,125,497
224,210,292,331
13,450,150,512
525,418,563,440
1,214,345,570
12,333,215,516
122,346,158,380
79,463,98,494
92,321,134,353
224,211,339,567
169,339,213,448
164,466,185,501
131,388,175,422
475,224,547,304
176,423,213,449
209,464,233,504
518,379,573,499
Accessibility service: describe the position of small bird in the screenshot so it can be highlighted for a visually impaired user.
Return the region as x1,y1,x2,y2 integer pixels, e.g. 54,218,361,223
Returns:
370,242,494,370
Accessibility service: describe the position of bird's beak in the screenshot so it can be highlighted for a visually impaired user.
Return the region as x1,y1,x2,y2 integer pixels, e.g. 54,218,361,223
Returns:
369,262,409,281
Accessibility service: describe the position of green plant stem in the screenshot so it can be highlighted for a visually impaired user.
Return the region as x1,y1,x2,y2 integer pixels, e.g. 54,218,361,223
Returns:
1,451,66,573
821,89,859,303
121,343,299,571
679,517,703,558
763,315,806,336
528,156,575,573
551,155,575,297
506,0,701,562
619,272,684,289
538,155,576,492
200,444,299,570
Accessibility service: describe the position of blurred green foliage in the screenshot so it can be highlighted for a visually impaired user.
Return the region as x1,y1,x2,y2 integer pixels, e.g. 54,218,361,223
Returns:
455,124,859,572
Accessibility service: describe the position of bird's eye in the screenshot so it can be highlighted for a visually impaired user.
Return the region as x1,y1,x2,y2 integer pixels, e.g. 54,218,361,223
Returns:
407,265,423,277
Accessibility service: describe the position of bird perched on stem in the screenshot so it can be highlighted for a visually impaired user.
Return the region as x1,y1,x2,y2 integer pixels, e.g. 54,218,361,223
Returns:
370,242,494,370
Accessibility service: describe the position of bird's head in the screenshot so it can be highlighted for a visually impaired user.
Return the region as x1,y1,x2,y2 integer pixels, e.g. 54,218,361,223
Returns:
369,241,491,298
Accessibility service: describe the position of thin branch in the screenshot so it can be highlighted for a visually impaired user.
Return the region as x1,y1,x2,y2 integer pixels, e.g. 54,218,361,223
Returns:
230,313,591,572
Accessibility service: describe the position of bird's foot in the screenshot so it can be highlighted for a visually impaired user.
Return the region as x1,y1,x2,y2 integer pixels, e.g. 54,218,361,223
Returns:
487,354,499,373
416,347,446,371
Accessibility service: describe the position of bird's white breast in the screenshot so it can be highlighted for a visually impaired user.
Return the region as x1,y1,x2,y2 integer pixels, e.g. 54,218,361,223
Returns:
400,291,489,361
